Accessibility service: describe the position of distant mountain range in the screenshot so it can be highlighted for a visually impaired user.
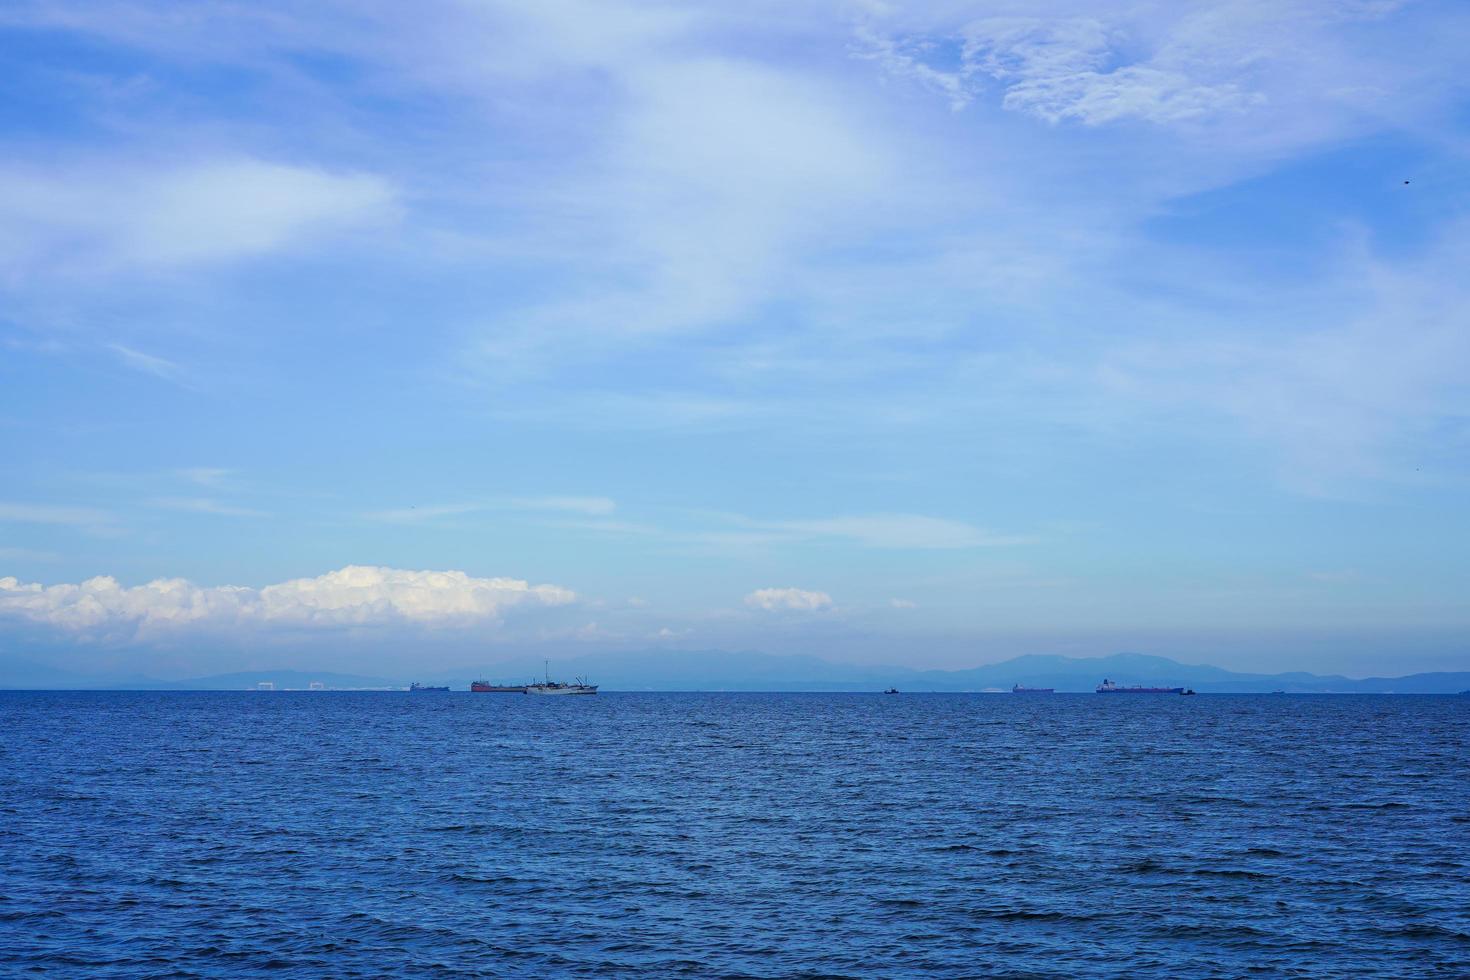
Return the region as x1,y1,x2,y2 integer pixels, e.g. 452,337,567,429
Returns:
3,650,1468,693
437,650,1470,694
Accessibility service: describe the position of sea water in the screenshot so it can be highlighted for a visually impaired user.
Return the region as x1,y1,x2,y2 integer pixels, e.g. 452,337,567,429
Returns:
1,691,1467,977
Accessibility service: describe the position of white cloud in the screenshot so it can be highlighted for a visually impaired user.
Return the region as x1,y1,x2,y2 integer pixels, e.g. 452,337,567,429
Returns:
0,158,396,278
0,565,576,638
744,587,833,612
257,566,573,627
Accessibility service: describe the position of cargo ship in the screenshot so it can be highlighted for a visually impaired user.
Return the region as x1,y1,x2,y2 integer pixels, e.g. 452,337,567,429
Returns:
409,682,450,692
1012,684,1054,693
525,661,597,696
471,680,527,693
1096,678,1184,694
526,680,598,695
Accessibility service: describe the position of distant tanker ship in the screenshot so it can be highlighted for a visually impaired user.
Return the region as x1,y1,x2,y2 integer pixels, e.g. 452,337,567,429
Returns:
1096,678,1185,694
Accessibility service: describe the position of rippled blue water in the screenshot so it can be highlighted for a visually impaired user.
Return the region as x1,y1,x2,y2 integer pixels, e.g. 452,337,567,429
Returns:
1,692,1467,978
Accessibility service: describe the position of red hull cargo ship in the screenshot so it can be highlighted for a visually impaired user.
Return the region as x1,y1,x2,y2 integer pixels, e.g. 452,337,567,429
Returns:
471,680,527,693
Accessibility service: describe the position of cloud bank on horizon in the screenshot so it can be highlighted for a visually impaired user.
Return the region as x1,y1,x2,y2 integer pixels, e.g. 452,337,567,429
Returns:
0,566,575,638
1,0,1468,676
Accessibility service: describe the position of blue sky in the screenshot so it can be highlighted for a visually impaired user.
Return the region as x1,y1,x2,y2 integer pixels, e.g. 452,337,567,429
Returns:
1,0,1468,679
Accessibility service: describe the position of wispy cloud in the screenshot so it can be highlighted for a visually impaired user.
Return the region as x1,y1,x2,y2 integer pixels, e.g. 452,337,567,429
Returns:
508,508,1028,553
682,512,1028,551
855,2,1416,131
1093,224,1470,494
767,515,1028,550
497,507,1030,553
0,158,396,279
176,467,232,488
364,496,617,524
1307,569,1364,584
148,497,270,518
508,496,616,516
543,518,662,536
0,546,60,562
744,587,833,613
0,502,113,526
107,343,187,384
965,16,1257,125
362,503,484,524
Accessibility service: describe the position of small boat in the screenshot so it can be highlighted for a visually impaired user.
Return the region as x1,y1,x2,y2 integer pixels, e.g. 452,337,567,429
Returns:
409,682,449,692
1181,689,1198,696
1012,685,1054,694
883,688,899,694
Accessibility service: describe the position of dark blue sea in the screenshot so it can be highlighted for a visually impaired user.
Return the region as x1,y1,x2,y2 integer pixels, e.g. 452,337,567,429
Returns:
1,692,1467,978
